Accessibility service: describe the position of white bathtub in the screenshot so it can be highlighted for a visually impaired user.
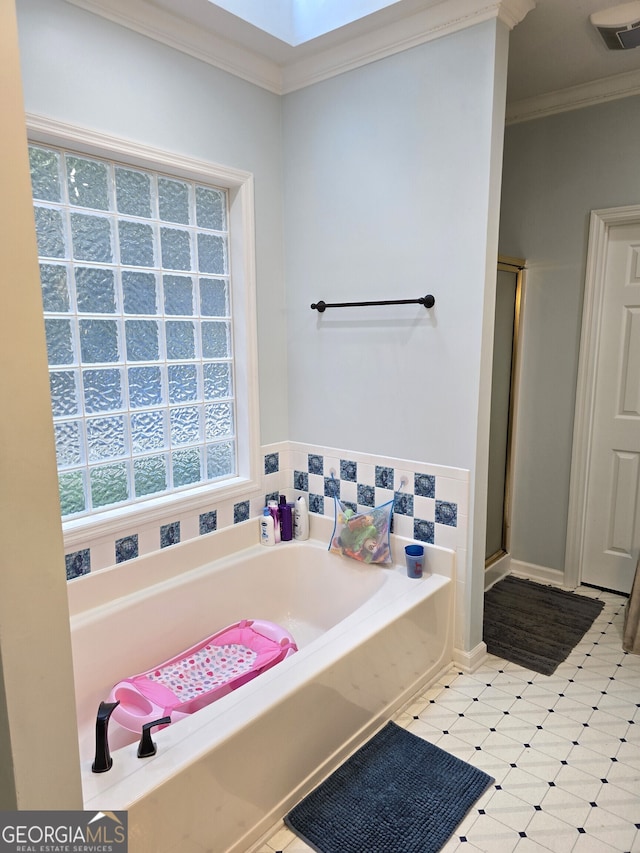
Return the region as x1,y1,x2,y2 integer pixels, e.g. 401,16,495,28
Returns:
68,515,454,853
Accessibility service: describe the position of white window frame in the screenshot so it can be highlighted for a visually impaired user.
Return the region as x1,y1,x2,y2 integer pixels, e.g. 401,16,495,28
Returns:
27,114,261,549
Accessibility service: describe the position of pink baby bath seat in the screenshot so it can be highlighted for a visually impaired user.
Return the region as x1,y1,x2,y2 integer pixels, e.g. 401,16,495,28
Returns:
108,618,297,732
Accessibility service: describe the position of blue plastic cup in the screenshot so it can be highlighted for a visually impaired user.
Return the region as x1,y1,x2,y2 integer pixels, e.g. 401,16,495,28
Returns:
405,544,424,578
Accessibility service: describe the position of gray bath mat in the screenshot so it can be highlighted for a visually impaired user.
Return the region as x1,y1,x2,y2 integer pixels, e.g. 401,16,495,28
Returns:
483,575,604,675
284,721,494,853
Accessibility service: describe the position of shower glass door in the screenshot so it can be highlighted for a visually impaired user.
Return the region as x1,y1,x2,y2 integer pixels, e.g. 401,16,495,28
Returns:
485,258,523,567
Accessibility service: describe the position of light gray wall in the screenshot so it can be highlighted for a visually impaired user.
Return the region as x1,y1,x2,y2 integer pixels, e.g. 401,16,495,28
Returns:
282,21,505,472
282,20,509,652
17,1,510,652
16,0,288,445
499,95,640,574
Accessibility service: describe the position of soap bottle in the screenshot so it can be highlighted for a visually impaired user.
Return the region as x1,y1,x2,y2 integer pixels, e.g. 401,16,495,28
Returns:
267,499,281,543
294,495,309,540
279,494,293,541
260,507,276,546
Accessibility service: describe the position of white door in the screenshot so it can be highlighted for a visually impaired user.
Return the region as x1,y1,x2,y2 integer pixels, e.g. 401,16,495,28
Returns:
581,221,640,593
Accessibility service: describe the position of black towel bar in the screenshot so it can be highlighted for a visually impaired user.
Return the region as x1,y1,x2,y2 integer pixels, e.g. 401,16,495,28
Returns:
311,295,435,312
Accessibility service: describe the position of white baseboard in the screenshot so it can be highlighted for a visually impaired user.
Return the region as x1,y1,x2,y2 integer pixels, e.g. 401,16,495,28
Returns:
510,559,568,588
453,642,487,673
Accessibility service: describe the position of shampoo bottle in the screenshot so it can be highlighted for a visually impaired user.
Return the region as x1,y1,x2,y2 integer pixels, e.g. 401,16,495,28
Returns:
279,494,293,541
260,507,276,546
267,499,281,543
294,495,309,540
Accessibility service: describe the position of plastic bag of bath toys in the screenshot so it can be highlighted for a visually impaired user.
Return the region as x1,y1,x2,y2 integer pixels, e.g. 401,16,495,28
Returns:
329,491,394,565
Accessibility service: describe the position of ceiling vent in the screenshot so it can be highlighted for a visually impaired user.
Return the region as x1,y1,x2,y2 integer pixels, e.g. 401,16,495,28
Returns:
591,1,640,49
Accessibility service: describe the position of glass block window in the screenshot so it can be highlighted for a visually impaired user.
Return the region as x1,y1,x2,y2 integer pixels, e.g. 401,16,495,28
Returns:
30,144,236,518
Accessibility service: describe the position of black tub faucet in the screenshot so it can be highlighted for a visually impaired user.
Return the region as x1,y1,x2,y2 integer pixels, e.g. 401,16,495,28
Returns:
92,700,120,773
138,716,172,758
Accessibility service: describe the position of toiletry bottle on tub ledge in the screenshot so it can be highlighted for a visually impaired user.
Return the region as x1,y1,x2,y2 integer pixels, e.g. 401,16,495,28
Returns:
260,507,276,546
279,494,293,541
267,499,281,543
294,495,309,540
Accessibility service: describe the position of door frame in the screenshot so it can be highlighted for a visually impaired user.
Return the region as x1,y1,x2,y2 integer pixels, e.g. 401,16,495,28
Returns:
565,204,640,588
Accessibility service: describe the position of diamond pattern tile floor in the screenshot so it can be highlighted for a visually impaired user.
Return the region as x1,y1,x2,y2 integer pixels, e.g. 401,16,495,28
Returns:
256,585,639,853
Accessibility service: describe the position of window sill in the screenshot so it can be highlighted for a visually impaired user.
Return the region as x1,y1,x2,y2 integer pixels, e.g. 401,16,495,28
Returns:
62,475,260,550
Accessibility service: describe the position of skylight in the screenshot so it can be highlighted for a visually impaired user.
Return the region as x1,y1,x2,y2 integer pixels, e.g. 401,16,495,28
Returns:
209,0,403,45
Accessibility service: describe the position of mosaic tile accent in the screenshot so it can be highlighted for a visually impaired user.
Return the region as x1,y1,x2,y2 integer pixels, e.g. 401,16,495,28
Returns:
160,521,180,548
308,493,324,514
414,518,435,544
375,465,394,489
435,500,458,527
340,459,357,481
308,454,324,475
394,492,414,517
264,452,279,474
357,483,375,507
199,511,217,535
64,446,467,580
293,470,309,491
115,534,138,563
233,500,250,523
415,473,435,498
66,548,90,580
324,476,339,498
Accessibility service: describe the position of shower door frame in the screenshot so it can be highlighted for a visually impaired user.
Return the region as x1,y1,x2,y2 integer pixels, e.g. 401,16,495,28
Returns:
485,255,525,588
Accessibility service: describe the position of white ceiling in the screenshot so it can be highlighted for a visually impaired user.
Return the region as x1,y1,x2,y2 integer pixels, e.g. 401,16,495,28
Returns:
507,0,640,102
69,0,640,121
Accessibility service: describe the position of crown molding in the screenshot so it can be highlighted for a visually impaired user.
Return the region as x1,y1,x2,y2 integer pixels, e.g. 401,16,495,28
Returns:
496,0,535,30
64,0,284,93
506,67,640,124
281,0,535,93
65,0,534,96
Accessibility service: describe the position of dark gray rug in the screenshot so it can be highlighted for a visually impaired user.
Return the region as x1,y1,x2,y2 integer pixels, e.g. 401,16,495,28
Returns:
483,575,605,675
285,721,494,853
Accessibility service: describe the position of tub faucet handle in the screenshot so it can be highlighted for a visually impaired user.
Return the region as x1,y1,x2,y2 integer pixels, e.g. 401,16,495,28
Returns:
92,699,120,773
137,716,171,758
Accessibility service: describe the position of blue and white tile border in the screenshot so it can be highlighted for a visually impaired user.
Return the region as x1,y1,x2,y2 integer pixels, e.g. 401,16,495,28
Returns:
65,440,469,581
284,443,468,555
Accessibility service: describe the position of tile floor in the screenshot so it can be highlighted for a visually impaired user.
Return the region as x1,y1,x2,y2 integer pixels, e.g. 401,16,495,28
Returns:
257,585,639,853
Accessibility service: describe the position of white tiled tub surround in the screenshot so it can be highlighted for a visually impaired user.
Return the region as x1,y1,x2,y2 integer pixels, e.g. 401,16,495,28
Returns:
64,439,469,574
68,515,455,852
281,442,469,655
65,440,470,669
258,586,640,853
